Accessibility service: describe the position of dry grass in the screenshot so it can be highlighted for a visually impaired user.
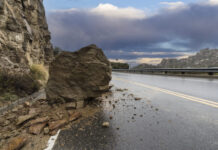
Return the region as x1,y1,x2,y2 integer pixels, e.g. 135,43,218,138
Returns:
30,64,49,87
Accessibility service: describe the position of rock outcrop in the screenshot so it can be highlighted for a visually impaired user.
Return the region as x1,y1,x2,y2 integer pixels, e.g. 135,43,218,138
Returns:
159,49,218,68
0,0,53,73
46,44,112,105
133,49,218,69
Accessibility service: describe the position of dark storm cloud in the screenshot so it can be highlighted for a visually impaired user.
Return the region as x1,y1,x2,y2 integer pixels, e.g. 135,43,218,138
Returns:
47,3,218,60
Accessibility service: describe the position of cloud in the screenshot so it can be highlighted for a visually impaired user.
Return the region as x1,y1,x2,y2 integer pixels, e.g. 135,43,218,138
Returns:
90,3,146,19
136,58,162,65
208,0,218,5
160,1,188,10
47,2,218,65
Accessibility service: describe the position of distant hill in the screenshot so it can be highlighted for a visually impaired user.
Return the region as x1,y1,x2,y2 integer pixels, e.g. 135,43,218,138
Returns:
132,63,157,69
111,62,129,69
133,49,218,69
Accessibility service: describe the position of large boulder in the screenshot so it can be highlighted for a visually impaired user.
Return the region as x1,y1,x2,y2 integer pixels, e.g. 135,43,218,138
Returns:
46,44,112,105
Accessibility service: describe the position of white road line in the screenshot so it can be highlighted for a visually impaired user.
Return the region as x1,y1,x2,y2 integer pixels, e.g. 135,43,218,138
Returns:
114,77,218,108
44,130,61,150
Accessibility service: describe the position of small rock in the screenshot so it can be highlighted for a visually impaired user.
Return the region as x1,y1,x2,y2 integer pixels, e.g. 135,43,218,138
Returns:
69,112,82,122
134,97,141,101
29,117,49,126
116,88,124,92
102,122,110,128
29,123,47,135
6,136,27,150
28,108,37,114
0,118,5,127
112,104,115,109
44,127,49,134
65,102,76,110
49,129,58,136
24,101,30,107
17,105,23,109
16,114,37,126
155,108,159,111
129,94,134,97
49,119,67,131
55,112,63,119
12,108,18,113
2,132,12,139
4,120,11,126
76,101,85,109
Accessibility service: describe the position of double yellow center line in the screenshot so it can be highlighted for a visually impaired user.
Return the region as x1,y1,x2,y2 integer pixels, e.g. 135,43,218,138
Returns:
114,77,218,108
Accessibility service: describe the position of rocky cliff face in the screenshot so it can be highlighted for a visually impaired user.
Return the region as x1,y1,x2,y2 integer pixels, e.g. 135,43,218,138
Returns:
134,49,218,69
0,0,53,73
159,49,218,68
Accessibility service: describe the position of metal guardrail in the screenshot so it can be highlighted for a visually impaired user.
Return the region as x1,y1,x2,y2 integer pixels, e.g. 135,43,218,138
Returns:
112,68,218,75
0,89,46,115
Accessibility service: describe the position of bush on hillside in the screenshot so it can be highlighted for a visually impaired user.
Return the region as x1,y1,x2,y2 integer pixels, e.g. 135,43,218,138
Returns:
0,69,41,97
30,64,48,82
111,62,129,69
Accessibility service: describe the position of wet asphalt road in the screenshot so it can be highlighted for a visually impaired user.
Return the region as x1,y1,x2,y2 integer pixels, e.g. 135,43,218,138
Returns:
53,72,218,150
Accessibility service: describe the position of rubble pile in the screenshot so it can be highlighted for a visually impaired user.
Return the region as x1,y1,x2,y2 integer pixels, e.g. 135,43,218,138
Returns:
0,97,101,150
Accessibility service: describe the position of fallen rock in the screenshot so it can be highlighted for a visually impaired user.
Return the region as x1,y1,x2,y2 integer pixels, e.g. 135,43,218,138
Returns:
29,123,47,135
6,136,27,150
134,97,142,101
109,84,114,89
65,102,76,110
116,88,124,92
102,122,110,128
76,101,85,109
69,112,82,122
4,120,11,126
49,129,58,136
11,108,18,113
46,44,112,104
16,114,37,126
44,127,50,135
29,117,49,126
49,119,67,131
24,102,31,107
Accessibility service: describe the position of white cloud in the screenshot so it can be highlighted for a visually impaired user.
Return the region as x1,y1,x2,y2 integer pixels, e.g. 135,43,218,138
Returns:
208,0,218,5
90,3,146,19
160,1,188,10
109,59,127,63
110,58,162,65
136,58,162,65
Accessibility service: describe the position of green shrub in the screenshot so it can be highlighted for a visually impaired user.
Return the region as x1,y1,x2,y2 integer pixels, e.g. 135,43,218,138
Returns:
111,62,129,69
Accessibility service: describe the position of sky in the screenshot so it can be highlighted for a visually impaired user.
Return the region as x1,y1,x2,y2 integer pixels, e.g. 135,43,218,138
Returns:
44,0,218,66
